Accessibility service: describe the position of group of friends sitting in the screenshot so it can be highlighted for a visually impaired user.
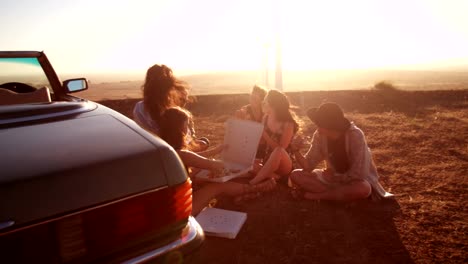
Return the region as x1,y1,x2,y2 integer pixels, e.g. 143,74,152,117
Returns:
133,64,392,215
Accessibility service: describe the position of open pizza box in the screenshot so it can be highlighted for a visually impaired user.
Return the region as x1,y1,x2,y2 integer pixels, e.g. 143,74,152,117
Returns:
195,118,264,183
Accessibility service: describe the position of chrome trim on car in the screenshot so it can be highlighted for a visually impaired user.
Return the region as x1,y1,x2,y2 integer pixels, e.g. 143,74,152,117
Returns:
122,217,204,264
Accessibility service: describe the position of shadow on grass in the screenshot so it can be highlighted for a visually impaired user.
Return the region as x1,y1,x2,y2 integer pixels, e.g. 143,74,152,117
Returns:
190,184,413,264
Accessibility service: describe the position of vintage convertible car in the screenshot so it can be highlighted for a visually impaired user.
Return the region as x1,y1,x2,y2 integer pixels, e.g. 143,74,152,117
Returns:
0,51,203,263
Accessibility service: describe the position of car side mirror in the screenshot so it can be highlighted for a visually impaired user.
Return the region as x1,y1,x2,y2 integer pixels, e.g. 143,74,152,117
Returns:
63,78,88,93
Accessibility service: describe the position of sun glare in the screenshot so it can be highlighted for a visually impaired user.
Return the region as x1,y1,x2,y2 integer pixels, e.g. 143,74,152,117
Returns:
6,0,464,74
94,0,467,74
263,0,468,71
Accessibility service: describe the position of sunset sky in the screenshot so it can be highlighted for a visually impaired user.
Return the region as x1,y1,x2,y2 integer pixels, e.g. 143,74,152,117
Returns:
1,0,467,75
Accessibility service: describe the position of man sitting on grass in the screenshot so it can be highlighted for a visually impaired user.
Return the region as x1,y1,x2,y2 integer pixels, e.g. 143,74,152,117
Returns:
289,102,393,201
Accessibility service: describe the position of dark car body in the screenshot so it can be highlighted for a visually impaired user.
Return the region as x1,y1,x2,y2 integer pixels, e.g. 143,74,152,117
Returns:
0,51,203,263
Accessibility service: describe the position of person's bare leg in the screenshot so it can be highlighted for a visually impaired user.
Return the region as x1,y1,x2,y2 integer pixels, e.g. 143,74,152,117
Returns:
250,148,292,184
192,183,224,215
192,180,278,215
289,169,328,193
247,159,263,180
250,159,263,174
192,182,248,215
303,180,371,201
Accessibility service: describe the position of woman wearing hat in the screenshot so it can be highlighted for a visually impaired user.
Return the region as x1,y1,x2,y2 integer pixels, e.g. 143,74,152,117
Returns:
289,102,392,201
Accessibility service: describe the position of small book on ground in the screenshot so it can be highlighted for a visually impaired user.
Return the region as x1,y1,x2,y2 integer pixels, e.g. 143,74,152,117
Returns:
195,207,247,239
195,118,264,183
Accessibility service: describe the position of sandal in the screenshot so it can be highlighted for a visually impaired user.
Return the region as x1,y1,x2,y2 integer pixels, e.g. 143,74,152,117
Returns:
234,178,277,204
255,178,277,193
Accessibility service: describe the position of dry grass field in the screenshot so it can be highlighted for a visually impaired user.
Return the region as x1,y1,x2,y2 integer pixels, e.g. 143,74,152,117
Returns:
97,89,467,263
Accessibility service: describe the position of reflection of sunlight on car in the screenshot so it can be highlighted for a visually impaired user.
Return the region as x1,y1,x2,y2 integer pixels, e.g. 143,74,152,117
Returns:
0,51,204,263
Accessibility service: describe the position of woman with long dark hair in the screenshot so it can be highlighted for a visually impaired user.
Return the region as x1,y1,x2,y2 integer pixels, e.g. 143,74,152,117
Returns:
249,90,299,186
133,64,188,135
133,64,209,151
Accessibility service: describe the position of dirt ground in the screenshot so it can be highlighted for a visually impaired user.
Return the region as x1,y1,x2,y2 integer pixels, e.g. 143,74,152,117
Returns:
98,89,467,264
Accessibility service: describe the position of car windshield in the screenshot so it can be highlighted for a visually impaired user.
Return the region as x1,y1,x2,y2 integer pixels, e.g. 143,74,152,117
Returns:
0,57,51,91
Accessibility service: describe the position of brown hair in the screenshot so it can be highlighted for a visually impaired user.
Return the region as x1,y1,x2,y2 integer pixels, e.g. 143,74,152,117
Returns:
142,64,189,123
265,90,299,133
252,85,267,99
160,107,192,150
307,102,350,132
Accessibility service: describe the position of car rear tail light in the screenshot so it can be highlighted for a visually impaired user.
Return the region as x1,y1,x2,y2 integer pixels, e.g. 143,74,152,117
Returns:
0,180,193,263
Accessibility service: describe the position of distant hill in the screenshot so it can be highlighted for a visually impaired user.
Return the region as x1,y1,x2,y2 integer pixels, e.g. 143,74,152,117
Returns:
80,69,468,100
181,69,468,94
